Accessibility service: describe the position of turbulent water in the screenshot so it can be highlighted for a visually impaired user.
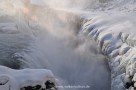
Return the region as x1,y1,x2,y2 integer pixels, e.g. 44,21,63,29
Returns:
0,0,116,90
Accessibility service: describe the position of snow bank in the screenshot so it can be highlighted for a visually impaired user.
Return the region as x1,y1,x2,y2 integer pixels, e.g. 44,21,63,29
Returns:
81,14,136,90
0,65,57,90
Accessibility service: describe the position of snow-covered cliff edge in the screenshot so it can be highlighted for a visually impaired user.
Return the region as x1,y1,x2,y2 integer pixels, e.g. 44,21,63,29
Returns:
81,14,136,90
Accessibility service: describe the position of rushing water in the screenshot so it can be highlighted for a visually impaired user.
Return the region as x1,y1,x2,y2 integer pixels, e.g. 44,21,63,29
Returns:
0,1,111,90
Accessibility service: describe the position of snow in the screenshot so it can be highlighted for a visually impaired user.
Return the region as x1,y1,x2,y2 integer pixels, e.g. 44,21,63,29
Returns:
81,9,136,89
0,65,57,90
1,0,136,90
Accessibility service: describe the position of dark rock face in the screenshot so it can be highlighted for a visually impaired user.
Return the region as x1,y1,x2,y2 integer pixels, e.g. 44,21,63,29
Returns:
21,85,41,90
125,82,133,89
124,76,135,89
20,80,57,90
45,81,56,89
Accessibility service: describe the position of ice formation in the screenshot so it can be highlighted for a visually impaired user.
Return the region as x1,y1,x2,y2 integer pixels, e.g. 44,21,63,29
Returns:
81,14,136,90
0,65,57,90
1,0,136,90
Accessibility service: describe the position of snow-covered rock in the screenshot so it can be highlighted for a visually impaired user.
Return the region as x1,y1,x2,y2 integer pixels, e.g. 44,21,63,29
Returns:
81,13,136,90
0,65,57,90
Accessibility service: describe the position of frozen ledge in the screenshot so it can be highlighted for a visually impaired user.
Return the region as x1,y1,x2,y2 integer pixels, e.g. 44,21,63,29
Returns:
0,65,57,90
81,15,136,90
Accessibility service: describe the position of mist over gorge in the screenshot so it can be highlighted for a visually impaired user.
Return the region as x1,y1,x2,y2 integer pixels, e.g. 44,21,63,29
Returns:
0,0,136,90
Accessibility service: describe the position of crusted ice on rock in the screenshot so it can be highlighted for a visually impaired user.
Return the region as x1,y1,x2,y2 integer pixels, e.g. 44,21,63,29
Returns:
81,14,136,90
0,65,57,90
